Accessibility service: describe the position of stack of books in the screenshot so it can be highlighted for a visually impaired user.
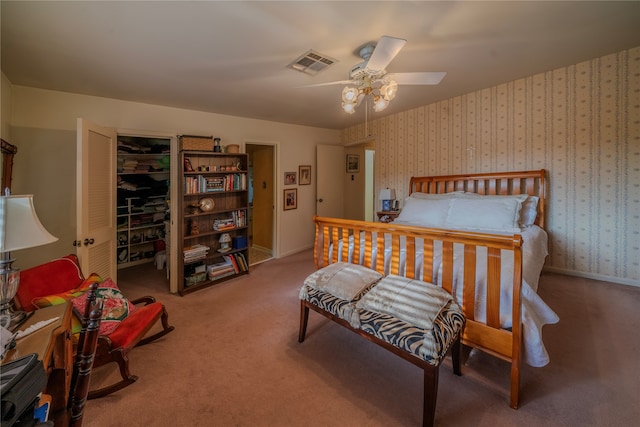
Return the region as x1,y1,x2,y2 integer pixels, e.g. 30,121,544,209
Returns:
183,244,210,263
213,218,235,231
207,258,236,281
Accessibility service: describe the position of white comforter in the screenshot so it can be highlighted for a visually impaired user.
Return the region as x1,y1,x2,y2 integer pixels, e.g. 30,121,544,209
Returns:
333,225,559,367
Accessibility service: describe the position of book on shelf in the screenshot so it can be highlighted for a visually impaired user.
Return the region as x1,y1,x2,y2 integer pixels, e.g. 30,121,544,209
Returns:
237,252,249,271
223,255,240,273
183,244,210,262
183,173,247,194
207,258,236,280
208,269,236,281
213,218,235,231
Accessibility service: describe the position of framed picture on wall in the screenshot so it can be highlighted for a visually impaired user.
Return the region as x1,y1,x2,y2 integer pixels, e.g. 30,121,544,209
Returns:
299,165,311,185
346,154,360,173
284,188,297,210
284,171,297,185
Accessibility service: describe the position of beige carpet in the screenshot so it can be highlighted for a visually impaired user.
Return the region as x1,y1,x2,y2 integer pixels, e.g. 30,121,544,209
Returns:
83,249,640,426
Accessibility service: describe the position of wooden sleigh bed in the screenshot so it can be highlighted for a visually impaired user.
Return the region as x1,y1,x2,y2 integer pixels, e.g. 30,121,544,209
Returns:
298,170,557,425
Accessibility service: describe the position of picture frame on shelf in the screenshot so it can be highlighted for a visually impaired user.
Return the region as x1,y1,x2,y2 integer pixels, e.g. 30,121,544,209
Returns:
284,171,297,185
346,154,360,173
299,165,311,185
284,188,297,210
184,158,195,172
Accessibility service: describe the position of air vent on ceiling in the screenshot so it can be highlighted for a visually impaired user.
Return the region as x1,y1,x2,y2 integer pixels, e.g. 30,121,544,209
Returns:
287,50,337,76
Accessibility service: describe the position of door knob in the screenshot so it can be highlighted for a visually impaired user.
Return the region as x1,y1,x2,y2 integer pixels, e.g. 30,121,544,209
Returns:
318,198,323,203
84,238,95,246
72,240,82,247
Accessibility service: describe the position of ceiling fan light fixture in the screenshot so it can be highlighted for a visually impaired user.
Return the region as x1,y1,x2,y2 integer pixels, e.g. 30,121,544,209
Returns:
380,80,398,101
372,96,389,112
342,86,360,103
332,36,444,115
342,102,357,114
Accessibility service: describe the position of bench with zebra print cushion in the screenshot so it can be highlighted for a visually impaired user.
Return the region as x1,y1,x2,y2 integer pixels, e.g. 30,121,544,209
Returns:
298,263,465,427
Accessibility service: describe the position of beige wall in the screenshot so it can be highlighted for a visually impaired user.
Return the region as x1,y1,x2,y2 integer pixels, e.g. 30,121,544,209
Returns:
1,73,12,140
342,46,640,286
7,85,340,269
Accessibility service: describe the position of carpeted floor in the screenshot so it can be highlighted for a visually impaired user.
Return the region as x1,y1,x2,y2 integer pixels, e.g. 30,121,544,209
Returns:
83,249,640,426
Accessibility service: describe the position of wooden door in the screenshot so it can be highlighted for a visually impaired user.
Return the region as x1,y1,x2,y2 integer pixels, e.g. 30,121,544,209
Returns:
76,118,117,280
251,145,274,250
316,144,344,218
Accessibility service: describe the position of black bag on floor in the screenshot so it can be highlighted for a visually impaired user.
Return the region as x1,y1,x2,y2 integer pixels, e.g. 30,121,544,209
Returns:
1,353,47,426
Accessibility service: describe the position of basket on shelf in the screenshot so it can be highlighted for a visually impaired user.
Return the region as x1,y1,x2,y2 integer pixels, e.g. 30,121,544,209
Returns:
225,144,239,153
179,135,214,151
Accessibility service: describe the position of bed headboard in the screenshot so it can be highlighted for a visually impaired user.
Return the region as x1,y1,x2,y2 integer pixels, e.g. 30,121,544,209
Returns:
409,169,547,228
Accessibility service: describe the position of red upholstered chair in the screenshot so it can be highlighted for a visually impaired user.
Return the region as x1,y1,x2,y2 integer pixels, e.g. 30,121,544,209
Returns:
14,254,175,399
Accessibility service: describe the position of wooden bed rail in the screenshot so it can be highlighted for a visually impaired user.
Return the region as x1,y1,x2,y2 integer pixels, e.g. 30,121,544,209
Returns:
313,215,525,409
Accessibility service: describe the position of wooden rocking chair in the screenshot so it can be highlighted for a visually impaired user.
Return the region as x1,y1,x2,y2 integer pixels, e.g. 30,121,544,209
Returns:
14,254,175,399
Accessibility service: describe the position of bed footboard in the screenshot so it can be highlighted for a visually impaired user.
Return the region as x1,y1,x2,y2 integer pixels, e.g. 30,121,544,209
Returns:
312,215,524,409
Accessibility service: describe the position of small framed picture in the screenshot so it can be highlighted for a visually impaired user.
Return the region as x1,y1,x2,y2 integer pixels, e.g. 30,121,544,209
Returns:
284,188,297,210
284,171,297,185
299,165,311,185
346,154,360,173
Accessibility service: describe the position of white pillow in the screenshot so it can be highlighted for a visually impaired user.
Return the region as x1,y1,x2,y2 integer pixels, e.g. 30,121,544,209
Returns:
444,197,524,232
409,191,463,200
520,196,539,227
460,193,536,227
395,197,451,228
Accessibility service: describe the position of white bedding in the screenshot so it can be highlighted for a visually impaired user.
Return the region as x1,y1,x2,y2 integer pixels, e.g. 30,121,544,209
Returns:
331,225,559,367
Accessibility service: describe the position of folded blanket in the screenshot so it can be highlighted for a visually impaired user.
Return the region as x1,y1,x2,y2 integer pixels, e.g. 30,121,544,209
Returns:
354,275,453,330
299,262,382,302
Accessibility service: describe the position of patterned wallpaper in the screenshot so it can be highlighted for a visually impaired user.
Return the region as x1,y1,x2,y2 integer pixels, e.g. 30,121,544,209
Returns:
342,46,640,285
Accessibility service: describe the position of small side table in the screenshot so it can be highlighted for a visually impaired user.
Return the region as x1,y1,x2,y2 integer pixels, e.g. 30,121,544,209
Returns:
377,210,400,223
2,303,73,420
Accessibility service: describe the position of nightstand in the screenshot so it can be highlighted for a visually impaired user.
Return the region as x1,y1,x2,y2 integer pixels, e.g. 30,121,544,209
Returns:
377,210,400,223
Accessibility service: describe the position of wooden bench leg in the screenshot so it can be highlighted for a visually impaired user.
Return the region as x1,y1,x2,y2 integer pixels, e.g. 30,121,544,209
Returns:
451,335,462,376
423,365,439,427
298,301,309,343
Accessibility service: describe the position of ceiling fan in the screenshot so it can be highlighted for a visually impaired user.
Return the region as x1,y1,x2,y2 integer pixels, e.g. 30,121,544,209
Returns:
310,35,446,114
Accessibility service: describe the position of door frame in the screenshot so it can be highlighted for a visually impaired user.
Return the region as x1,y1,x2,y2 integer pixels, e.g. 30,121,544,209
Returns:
244,140,279,259
118,128,179,292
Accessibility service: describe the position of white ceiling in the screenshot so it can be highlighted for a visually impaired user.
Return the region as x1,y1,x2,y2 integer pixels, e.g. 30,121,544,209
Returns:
2,1,640,130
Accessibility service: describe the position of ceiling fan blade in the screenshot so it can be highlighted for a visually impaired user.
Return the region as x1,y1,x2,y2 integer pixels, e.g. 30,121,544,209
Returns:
387,72,447,85
300,80,356,88
365,36,407,73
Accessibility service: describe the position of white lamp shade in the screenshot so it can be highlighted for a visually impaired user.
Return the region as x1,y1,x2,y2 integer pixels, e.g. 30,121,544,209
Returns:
342,102,356,114
379,188,396,200
373,97,389,112
0,195,58,253
381,80,398,101
342,86,359,103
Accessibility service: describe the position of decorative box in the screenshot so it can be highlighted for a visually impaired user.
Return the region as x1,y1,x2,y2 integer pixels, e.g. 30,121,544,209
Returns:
232,235,247,250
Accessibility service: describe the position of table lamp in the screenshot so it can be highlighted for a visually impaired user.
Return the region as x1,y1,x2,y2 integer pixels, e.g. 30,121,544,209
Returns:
0,193,58,329
379,188,396,211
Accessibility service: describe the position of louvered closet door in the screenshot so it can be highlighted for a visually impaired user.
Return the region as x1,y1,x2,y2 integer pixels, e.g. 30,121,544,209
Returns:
76,118,117,281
